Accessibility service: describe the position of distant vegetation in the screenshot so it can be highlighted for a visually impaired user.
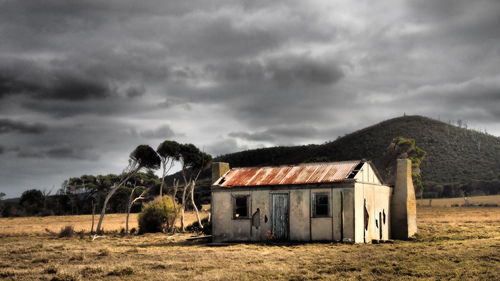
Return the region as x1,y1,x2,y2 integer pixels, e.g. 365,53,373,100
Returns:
216,116,500,198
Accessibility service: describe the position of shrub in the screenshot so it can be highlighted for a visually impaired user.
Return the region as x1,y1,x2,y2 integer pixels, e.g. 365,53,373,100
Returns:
138,196,178,234
58,226,74,238
186,217,211,235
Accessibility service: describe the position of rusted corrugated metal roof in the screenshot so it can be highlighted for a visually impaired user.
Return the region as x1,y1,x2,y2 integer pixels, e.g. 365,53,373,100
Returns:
217,160,361,187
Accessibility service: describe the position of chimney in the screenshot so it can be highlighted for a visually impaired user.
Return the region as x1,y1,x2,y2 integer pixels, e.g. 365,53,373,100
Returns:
211,162,230,185
390,158,417,239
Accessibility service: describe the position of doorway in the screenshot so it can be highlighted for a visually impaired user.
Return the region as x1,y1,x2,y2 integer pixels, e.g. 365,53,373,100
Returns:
271,193,289,240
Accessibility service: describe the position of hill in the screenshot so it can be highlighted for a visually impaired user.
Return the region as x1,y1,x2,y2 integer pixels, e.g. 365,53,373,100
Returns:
212,115,500,197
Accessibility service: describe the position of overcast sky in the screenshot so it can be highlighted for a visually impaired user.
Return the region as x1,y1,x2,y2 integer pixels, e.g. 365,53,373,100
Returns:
1,0,499,197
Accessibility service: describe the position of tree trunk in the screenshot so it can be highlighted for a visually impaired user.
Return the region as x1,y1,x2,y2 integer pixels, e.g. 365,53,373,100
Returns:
125,186,137,234
159,164,166,197
96,171,137,234
91,201,96,234
95,187,117,234
169,179,179,233
190,181,203,229
180,181,188,232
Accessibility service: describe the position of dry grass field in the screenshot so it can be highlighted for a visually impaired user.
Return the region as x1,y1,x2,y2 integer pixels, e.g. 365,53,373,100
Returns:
417,195,500,207
0,207,499,281
0,212,208,236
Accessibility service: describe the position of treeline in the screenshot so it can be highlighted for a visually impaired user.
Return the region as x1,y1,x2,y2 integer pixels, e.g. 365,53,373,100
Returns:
0,172,161,217
0,171,213,218
423,179,500,199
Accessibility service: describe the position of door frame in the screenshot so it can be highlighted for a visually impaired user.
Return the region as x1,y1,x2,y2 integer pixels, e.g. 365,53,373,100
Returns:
270,192,290,241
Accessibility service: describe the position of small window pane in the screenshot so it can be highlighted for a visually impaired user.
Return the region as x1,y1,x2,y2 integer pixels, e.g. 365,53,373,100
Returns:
314,194,329,217
234,196,249,218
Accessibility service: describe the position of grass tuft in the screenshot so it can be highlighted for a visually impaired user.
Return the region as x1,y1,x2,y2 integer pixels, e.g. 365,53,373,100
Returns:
96,248,111,257
44,265,58,274
32,257,49,263
80,266,103,277
0,269,15,277
50,273,79,281
58,226,75,238
107,266,134,276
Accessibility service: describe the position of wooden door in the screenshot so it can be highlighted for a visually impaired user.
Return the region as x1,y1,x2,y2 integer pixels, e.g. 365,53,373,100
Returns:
271,193,289,240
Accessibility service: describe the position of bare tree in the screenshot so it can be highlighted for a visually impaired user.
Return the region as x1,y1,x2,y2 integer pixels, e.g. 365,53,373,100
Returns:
95,145,160,234
157,140,181,197
125,182,148,234
41,187,54,212
178,144,211,231
168,178,180,233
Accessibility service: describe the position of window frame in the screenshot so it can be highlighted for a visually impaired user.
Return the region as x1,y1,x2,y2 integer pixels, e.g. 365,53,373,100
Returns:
312,192,330,218
232,195,250,219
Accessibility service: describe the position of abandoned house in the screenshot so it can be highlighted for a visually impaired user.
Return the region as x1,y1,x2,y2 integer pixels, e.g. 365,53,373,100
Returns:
211,159,417,243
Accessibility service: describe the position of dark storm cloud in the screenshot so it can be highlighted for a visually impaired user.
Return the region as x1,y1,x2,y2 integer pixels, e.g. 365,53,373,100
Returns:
126,85,146,99
393,77,500,122
166,54,347,127
406,0,500,43
0,59,113,101
267,56,344,86
17,146,98,161
0,146,4,155
139,124,179,139
0,118,47,134
211,55,344,86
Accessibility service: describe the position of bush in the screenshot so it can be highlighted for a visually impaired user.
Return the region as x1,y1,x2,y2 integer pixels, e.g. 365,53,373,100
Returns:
138,196,178,234
58,226,74,238
186,217,211,235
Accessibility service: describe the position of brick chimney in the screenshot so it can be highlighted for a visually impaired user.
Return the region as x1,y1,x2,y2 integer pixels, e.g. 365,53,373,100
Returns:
390,159,417,239
211,162,230,185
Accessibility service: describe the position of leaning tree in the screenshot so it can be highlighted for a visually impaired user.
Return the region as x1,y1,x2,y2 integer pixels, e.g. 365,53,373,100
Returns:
178,143,212,231
95,145,161,234
377,137,426,197
156,140,181,197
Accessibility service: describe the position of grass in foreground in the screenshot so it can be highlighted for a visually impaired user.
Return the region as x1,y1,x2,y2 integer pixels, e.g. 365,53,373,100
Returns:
0,207,499,280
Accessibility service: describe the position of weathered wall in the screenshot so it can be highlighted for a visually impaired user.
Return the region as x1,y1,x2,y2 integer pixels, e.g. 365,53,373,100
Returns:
354,162,382,185
332,189,343,241
289,189,310,241
355,183,391,243
310,188,332,241
212,185,356,242
250,190,271,241
342,188,355,242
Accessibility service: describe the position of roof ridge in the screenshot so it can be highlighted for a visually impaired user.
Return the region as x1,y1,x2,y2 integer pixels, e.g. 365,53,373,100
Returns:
230,160,362,170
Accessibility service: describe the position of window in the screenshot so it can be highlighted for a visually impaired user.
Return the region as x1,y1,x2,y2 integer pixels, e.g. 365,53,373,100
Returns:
233,195,250,219
313,193,329,217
